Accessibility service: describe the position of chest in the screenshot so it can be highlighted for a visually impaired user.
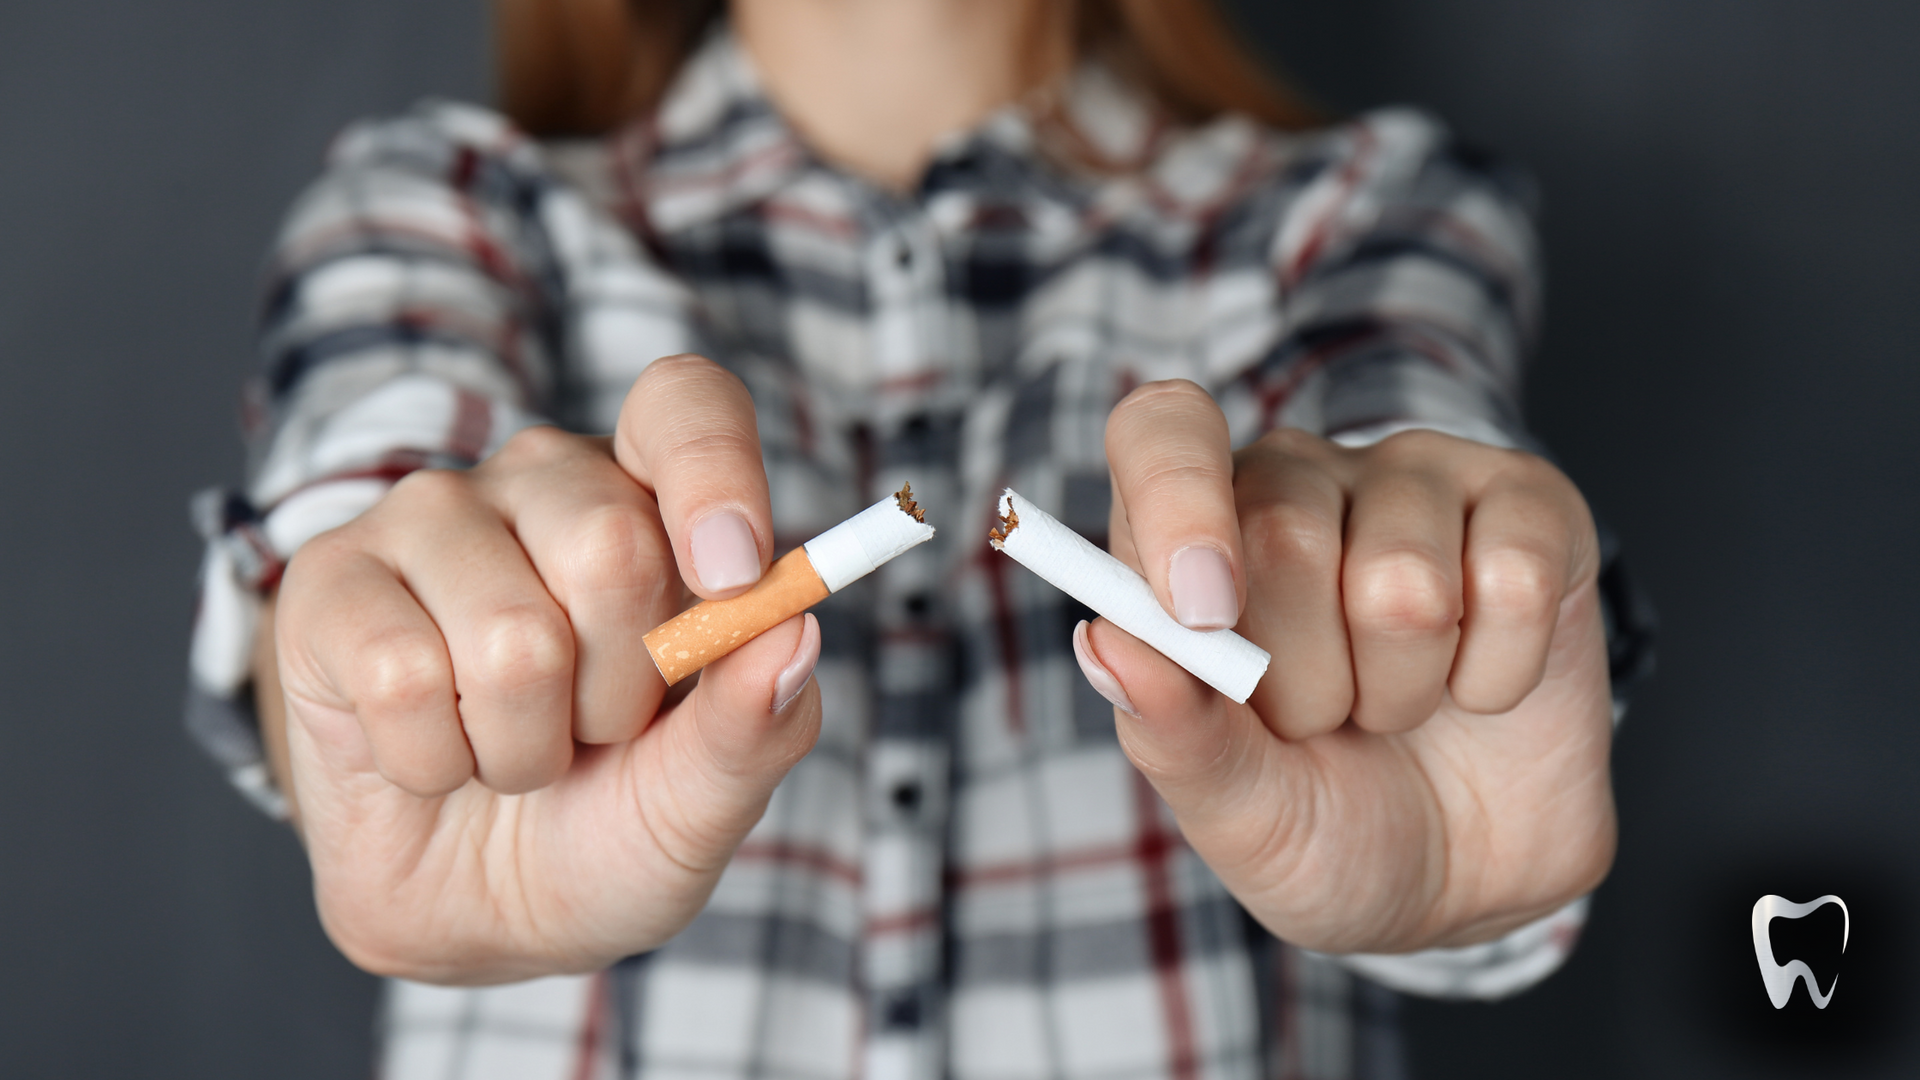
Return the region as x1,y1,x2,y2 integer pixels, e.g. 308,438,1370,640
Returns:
553,163,1287,552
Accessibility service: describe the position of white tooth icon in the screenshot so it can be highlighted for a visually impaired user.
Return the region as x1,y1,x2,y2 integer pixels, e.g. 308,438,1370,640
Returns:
1751,894,1849,1009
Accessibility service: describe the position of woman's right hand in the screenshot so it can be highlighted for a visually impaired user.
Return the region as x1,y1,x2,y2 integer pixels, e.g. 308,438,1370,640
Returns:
267,355,823,984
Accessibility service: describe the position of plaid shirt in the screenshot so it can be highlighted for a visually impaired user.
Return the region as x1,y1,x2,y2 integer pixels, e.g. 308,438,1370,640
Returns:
187,27,1643,1080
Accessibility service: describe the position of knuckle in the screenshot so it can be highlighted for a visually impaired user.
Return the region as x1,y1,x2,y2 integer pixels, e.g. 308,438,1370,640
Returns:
1500,445,1560,482
1348,551,1461,635
356,634,450,715
473,607,574,694
385,467,471,512
1484,446,1561,495
1373,427,1458,459
281,529,360,589
1357,428,1468,477
491,423,574,468
560,504,668,594
1517,456,1595,529
1241,500,1341,574
1250,426,1324,456
1470,547,1560,621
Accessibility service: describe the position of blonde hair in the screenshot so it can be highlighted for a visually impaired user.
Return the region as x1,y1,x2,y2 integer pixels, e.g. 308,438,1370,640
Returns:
495,0,1317,138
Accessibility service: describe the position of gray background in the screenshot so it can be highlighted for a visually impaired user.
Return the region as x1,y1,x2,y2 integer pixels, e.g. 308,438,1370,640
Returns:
1,1,1915,1075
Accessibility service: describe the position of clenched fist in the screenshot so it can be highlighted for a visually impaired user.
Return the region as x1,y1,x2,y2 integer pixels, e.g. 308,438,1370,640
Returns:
1077,379,1616,954
263,356,823,983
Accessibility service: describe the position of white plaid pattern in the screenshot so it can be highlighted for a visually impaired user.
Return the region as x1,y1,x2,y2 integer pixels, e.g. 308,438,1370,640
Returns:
186,26,1645,1080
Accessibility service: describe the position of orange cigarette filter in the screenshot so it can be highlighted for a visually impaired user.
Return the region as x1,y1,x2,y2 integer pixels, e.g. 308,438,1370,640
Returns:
644,548,829,684
642,485,935,685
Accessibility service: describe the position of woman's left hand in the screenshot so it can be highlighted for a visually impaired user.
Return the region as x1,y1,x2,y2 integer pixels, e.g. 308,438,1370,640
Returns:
1081,379,1616,954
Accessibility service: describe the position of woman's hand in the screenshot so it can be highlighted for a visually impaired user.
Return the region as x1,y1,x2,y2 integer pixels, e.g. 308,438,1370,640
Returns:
267,356,824,984
1080,379,1616,954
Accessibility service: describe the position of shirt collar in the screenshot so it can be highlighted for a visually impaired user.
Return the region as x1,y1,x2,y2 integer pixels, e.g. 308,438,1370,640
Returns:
613,24,1175,235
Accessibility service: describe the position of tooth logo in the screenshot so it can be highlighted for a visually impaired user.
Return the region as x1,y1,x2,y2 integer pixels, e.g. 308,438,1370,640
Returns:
1751,894,1848,1009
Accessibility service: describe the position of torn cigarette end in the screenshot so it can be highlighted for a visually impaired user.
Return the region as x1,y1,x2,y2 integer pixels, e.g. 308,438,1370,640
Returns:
986,502,1019,550
642,489,938,685
988,488,1269,704
895,482,926,523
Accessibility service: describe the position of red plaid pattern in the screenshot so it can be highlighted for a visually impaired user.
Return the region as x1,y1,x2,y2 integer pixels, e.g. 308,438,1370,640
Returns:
186,27,1631,1080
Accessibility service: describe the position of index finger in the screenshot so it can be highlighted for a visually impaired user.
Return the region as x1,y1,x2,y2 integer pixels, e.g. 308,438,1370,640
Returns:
1105,380,1246,631
614,355,774,602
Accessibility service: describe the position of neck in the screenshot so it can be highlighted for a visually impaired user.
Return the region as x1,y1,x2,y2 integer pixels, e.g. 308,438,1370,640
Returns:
730,0,1072,190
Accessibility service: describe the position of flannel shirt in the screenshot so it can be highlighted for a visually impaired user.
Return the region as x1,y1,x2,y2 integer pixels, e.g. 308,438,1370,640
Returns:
186,26,1641,1080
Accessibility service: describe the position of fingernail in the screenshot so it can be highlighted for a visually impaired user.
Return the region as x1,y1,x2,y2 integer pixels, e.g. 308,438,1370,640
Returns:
1169,546,1237,630
771,614,821,713
691,512,761,593
1072,620,1139,718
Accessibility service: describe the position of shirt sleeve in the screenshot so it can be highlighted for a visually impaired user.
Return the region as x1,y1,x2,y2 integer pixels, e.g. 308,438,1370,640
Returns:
1249,107,1540,452
1236,109,1654,999
185,101,563,817
1329,898,1592,1001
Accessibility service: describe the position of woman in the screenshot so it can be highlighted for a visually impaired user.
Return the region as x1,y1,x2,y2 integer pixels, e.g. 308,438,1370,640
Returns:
187,0,1632,1076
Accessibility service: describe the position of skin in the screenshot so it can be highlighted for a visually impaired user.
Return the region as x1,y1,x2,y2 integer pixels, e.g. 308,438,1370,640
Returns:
730,0,1073,190
1090,385,1613,953
256,0,1614,982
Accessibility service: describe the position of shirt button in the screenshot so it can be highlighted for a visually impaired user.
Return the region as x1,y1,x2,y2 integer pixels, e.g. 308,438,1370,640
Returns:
883,992,921,1029
904,591,931,618
890,781,922,815
895,241,913,269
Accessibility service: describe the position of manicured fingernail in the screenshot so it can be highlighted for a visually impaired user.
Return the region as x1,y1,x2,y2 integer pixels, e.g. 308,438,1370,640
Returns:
772,614,821,713
1072,620,1139,718
1169,546,1237,630
691,512,761,593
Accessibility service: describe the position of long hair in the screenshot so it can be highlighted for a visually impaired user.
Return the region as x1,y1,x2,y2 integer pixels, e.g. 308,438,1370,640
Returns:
495,0,1317,139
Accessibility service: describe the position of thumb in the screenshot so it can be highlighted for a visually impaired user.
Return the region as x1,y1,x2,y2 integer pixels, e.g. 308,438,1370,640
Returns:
648,613,824,857
1073,619,1279,834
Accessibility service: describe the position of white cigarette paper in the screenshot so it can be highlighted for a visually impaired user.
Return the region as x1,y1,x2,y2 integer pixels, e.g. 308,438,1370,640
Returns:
644,486,936,684
802,494,937,591
989,488,1270,704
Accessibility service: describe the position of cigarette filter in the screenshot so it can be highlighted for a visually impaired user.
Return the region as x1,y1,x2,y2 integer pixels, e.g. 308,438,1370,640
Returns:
644,485,936,684
989,488,1270,704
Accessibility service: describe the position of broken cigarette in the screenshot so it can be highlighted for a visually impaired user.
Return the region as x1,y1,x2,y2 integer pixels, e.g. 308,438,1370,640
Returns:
988,488,1270,704
643,484,936,684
